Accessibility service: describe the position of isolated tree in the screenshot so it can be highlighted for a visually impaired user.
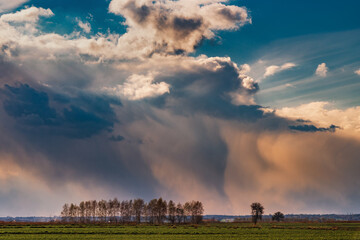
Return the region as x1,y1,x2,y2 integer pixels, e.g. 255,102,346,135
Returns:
251,202,264,225
272,212,285,222
168,200,176,224
133,198,145,224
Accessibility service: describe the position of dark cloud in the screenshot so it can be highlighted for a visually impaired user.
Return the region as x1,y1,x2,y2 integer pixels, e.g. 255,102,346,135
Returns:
296,119,311,123
148,58,262,121
173,17,203,38
1,84,57,125
0,83,120,138
219,7,247,22
289,124,338,132
109,135,125,142
123,1,151,24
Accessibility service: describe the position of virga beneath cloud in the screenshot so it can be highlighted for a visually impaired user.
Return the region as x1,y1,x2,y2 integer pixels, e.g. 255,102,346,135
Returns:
0,0,359,216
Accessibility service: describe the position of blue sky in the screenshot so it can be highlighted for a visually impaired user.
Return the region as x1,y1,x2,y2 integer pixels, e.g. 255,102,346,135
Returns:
0,0,360,216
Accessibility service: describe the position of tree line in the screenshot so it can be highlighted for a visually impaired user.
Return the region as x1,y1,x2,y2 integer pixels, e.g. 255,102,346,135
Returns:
60,198,204,224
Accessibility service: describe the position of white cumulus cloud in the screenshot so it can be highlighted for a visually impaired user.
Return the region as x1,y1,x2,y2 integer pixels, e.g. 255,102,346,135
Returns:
0,6,53,22
104,73,170,100
315,63,328,77
275,101,360,137
109,0,251,56
0,0,28,13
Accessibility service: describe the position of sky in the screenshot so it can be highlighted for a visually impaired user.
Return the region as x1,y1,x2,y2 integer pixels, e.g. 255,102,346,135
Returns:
0,0,359,217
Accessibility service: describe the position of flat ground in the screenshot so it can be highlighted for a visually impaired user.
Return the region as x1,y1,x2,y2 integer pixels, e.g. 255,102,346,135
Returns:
0,222,359,239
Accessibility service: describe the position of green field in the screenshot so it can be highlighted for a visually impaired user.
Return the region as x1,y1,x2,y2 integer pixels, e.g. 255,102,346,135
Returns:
0,222,360,239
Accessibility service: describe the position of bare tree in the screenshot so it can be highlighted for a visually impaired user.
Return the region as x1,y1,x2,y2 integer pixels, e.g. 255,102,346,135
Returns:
251,202,264,225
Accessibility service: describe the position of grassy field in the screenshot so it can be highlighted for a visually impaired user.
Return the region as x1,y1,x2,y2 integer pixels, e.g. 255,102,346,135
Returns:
0,222,360,239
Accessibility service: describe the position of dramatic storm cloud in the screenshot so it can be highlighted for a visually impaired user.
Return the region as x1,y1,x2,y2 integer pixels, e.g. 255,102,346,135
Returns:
0,0,360,216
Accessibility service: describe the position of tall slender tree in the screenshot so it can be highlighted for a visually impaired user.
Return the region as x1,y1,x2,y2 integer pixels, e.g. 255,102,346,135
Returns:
168,200,176,224
133,198,145,223
91,200,97,223
175,203,185,224
192,201,204,224
147,199,157,224
98,200,108,222
79,201,86,223
61,203,70,222
85,201,92,223
156,198,167,224
113,198,120,223
184,202,192,223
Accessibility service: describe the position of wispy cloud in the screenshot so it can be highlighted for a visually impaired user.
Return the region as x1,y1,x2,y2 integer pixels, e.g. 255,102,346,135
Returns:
77,19,91,33
264,62,296,78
